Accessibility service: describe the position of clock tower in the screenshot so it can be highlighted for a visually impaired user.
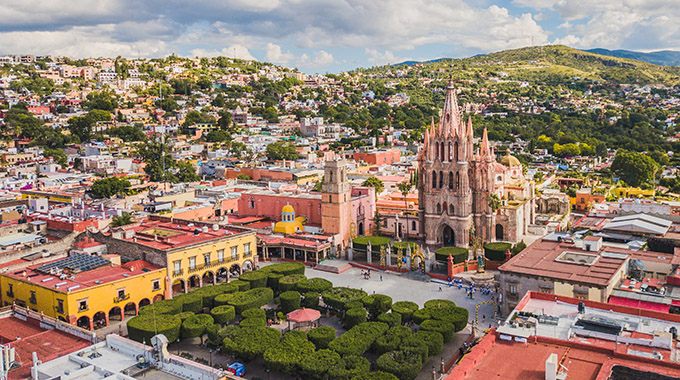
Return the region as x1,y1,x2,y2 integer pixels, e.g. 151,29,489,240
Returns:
321,159,352,255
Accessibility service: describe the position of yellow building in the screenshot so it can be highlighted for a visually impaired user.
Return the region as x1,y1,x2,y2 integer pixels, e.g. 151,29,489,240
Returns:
0,253,166,330
612,187,655,198
100,216,258,297
274,204,306,234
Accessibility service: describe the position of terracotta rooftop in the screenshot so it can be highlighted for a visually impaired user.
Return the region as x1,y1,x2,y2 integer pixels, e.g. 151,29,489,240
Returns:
118,219,247,250
499,238,629,286
5,258,164,293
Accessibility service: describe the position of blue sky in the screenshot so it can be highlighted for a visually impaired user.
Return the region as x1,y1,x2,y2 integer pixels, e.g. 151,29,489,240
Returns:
1,0,679,73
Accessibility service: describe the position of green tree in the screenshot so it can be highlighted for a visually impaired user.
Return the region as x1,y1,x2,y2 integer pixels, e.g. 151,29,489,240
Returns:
611,150,659,188
175,161,200,182
89,177,131,199
396,181,413,238
266,141,298,160
83,91,118,111
488,194,501,212
109,124,147,142
68,110,111,142
111,212,134,227
43,148,67,166
362,176,384,196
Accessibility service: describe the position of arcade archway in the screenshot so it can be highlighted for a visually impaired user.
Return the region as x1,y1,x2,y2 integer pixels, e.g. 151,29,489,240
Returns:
442,225,455,246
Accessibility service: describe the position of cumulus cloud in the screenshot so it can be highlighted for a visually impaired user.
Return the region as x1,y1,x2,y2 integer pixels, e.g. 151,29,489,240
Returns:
265,43,294,65
297,50,334,69
189,45,256,61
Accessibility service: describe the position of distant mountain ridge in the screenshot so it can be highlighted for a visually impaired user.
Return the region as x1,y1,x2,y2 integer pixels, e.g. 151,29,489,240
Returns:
584,48,680,67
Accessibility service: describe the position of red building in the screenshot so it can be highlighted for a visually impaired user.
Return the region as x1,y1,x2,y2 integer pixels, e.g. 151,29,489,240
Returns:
353,149,401,165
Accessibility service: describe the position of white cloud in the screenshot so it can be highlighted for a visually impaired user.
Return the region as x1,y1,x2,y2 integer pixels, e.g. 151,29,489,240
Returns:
297,50,334,69
365,49,411,65
189,45,256,60
265,43,294,65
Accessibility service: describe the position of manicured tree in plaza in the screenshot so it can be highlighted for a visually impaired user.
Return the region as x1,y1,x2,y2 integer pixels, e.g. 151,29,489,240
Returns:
241,308,266,320
260,261,305,276
138,299,181,315
399,336,428,364
239,317,266,328
297,277,333,293
377,312,402,327
414,330,444,356
419,319,455,343
303,291,320,308
263,328,315,374
308,326,336,349
278,274,307,292
351,371,399,380
300,349,342,380
322,287,368,310
228,287,274,314
210,305,236,325
239,270,269,288
362,294,392,319
222,326,282,361
207,325,238,346
230,280,251,291
376,349,424,380
176,311,195,322
127,314,181,344
267,273,284,290
327,355,370,380
373,325,412,354
181,314,214,339
484,242,512,262
279,290,302,313
391,301,418,322
434,247,468,263
329,321,389,356
192,285,225,309
174,293,203,313
345,308,368,328
214,292,237,306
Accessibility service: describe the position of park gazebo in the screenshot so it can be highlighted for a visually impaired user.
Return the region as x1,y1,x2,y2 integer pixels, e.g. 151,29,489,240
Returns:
286,308,321,331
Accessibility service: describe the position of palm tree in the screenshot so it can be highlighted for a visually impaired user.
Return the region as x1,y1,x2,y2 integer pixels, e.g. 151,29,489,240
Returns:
488,194,501,213
111,212,134,227
396,181,413,239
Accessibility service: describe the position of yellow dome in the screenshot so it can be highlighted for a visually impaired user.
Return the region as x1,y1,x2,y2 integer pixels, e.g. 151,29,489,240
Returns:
282,204,295,214
500,154,521,167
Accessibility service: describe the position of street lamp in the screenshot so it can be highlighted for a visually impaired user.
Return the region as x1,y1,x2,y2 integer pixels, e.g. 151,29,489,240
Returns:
266,368,271,380
209,349,213,367
177,338,180,355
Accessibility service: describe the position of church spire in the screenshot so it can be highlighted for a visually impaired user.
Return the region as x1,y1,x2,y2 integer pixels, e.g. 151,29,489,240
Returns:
440,79,462,137
480,127,491,159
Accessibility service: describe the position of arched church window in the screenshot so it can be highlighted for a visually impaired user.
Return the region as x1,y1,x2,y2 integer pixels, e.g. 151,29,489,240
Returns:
439,171,443,188
432,171,437,189
454,142,459,162
449,204,455,215
443,202,448,214
449,171,453,189
249,198,255,209
456,172,460,189
329,171,333,182
436,203,441,213
435,142,439,161
440,143,444,162
449,142,453,161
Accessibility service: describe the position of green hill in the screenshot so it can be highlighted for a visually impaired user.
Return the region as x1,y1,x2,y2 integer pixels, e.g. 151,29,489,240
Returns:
364,45,680,86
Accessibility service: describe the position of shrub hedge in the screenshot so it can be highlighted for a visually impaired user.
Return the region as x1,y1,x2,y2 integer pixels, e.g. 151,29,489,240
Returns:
352,236,391,256
192,285,225,309
303,291,320,308
241,308,266,320
214,292,237,306
391,301,418,322
261,262,305,276
423,299,456,309
127,314,181,344
300,349,342,380
412,309,430,325
176,311,195,322
210,305,236,325
373,325,411,354
279,290,301,313
278,274,307,292
329,321,389,356
484,242,512,261
345,300,364,310
419,319,454,343
345,308,367,329
267,272,284,290
263,328,315,374
230,280,251,291
239,270,269,288
377,312,402,327
376,350,423,380
400,336,428,364
222,326,282,361
434,247,468,263
308,326,336,349
362,294,392,318
138,299,181,316
414,330,443,357
322,287,368,310
174,293,203,313
327,355,370,380
419,301,468,333
392,241,417,252
216,282,240,294
297,277,333,293
181,314,214,338
228,287,274,314
351,371,399,380
239,317,266,328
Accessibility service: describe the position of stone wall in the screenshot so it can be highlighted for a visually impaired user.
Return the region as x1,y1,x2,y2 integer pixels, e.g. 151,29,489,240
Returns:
0,230,83,266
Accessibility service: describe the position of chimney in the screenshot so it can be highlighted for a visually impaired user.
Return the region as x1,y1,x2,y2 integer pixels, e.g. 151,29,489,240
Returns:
545,353,557,380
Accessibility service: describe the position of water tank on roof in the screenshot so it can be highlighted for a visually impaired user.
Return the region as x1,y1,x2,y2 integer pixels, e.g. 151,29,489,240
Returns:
212,224,219,231
202,226,209,233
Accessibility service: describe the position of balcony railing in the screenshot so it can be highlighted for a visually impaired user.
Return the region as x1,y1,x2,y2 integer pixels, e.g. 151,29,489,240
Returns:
173,270,184,277
113,294,130,303
187,258,238,274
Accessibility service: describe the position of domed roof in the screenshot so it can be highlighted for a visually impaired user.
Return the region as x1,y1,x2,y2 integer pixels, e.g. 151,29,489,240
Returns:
500,153,521,167
282,204,295,214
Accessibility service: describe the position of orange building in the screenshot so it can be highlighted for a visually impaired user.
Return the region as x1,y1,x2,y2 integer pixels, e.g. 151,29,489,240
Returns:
573,187,605,212
353,149,401,165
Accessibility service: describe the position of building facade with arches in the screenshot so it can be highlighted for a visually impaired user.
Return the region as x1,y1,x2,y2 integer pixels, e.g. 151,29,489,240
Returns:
418,82,534,249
